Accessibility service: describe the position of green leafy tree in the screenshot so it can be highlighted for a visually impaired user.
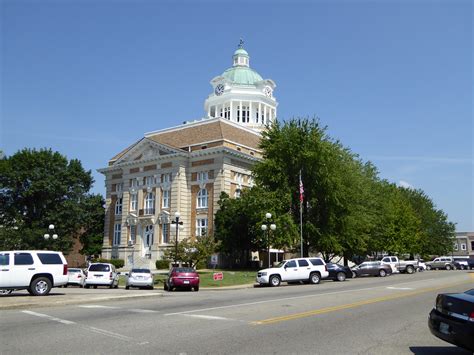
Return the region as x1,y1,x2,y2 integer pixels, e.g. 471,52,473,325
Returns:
0,148,104,253
164,233,220,269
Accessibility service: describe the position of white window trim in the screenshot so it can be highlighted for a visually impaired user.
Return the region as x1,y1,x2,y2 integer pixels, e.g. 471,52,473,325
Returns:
113,223,121,246
196,218,208,237
115,198,123,215
197,189,208,208
162,189,170,208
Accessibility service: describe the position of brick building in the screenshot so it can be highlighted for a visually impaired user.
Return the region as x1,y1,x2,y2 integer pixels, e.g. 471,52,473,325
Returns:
98,43,277,268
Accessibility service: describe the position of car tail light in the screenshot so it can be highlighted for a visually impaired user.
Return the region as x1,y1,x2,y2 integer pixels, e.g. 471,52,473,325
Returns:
325,265,328,272
109,272,113,279
63,264,68,275
77,274,81,278
469,311,474,322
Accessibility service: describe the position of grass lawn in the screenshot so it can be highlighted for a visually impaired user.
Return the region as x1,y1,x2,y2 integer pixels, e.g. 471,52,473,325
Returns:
148,269,256,288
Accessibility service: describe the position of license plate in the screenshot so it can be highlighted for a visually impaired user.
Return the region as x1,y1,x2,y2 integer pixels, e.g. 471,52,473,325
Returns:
439,322,450,334
183,280,190,284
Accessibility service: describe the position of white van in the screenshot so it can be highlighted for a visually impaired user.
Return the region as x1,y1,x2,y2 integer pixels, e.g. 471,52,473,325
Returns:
84,263,119,289
0,250,68,296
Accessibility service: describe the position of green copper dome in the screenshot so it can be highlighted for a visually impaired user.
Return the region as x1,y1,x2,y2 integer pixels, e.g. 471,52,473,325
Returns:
222,66,263,85
233,48,249,57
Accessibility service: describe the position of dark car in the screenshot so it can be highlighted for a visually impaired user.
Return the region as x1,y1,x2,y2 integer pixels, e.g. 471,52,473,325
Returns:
326,263,353,281
352,261,392,277
428,288,474,352
164,267,200,291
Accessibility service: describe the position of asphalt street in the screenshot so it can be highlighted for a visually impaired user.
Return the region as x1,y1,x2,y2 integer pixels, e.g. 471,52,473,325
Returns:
1,270,473,354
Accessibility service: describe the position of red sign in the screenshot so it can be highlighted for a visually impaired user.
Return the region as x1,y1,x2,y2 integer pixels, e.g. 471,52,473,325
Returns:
213,272,223,281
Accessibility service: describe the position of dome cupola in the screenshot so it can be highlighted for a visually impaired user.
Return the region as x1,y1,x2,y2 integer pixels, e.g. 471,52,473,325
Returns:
204,40,278,132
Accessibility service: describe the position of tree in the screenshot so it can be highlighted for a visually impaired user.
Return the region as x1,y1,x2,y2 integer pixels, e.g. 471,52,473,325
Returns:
79,194,106,256
214,188,298,266
164,233,220,269
0,148,104,254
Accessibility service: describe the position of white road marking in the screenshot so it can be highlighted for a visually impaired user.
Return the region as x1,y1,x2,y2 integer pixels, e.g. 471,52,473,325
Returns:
86,326,133,341
182,314,233,321
79,305,157,313
128,309,158,313
386,287,414,290
79,305,118,309
22,310,76,325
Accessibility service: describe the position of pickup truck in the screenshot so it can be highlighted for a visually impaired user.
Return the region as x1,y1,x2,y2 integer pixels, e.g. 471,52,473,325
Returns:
380,256,419,274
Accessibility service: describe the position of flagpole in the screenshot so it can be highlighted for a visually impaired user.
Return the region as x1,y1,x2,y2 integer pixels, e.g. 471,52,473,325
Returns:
299,170,303,258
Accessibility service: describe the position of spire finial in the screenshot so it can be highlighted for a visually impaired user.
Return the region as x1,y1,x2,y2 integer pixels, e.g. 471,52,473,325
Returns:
238,38,244,49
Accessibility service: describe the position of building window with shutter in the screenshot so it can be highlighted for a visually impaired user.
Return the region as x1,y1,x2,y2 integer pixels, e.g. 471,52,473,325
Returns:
197,189,208,208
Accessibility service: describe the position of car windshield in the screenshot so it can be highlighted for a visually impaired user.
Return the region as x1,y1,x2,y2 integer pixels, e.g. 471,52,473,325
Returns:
173,267,195,273
89,264,110,272
275,261,286,268
131,268,150,273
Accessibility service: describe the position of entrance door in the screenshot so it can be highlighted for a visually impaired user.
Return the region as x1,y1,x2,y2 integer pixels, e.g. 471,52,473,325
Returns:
142,225,154,257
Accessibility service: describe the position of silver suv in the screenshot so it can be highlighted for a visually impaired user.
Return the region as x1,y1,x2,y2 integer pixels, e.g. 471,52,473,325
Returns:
425,257,454,270
256,257,329,287
0,250,68,296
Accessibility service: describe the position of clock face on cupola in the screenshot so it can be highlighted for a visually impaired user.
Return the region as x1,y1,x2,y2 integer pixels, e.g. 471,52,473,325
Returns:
204,39,278,132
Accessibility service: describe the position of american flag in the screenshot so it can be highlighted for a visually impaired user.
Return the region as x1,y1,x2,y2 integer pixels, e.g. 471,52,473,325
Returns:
299,172,304,203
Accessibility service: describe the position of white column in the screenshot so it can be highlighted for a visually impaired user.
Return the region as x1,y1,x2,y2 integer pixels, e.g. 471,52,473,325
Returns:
249,101,253,123
207,106,211,118
239,100,242,123
230,100,233,121
258,102,261,124
264,105,267,125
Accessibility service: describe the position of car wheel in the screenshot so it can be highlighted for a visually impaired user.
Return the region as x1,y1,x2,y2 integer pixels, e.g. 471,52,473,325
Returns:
0,289,12,295
459,265,464,270
352,271,357,278
445,264,451,271
269,275,281,287
163,282,168,291
93,286,97,289
379,269,387,277
426,265,432,271
30,277,52,296
309,272,321,284
406,266,414,274
336,272,346,282
84,285,90,289
194,286,199,292
125,285,129,290
64,285,68,288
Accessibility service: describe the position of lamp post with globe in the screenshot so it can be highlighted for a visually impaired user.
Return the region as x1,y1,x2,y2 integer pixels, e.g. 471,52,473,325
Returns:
170,212,184,266
261,213,276,268
43,224,58,249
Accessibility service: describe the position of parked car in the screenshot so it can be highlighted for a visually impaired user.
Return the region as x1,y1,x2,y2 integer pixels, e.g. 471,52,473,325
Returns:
467,259,474,270
164,267,199,291
453,257,470,270
351,261,392,277
425,257,454,271
66,268,86,288
256,257,329,287
125,268,154,289
428,288,474,352
380,256,418,274
84,263,119,289
0,250,68,296
326,263,353,281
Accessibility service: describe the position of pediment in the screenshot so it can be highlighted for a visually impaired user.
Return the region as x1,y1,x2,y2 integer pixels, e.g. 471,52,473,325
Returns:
114,138,180,165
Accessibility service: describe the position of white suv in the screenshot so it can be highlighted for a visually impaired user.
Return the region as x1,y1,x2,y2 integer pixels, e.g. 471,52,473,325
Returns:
84,263,119,289
0,250,68,296
256,257,329,287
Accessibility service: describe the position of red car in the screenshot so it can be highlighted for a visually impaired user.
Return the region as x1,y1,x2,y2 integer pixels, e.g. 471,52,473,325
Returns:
164,267,199,291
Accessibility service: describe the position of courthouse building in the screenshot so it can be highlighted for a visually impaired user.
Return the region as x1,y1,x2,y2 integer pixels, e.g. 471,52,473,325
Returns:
98,43,278,267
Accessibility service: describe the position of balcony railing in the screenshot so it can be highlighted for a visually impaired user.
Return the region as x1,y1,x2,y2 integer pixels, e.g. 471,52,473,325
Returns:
139,208,155,216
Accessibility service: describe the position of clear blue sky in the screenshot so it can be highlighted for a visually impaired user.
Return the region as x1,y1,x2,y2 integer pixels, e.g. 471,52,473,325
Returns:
1,0,472,231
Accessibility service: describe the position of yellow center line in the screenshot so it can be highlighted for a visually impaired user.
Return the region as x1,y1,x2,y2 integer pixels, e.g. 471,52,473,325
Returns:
251,279,473,326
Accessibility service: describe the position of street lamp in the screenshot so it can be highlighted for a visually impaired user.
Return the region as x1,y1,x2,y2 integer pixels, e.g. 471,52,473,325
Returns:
44,224,58,241
261,213,276,268
171,212,183,266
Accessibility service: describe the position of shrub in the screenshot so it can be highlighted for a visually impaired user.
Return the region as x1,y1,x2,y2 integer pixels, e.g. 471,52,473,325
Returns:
93,258,124,269
156,259,171,270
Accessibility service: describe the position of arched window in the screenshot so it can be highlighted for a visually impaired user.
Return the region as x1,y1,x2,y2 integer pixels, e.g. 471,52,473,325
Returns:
197,189,208,208
144,192,155,215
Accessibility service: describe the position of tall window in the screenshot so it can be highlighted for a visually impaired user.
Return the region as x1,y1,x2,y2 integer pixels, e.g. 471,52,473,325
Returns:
130,193,138,212
454,243,459,251
144,192,155,215
115,198,123,215
234,172,243,184
234,189,241,198
196,218,208,237
197,171,208,182
197,189,208,208
145,176,155,186
162,223,169,244
162,190,170,208
161,173,172,183
129,225,136,245
113,223,121,246
116,182,123,192
461,243,467,251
